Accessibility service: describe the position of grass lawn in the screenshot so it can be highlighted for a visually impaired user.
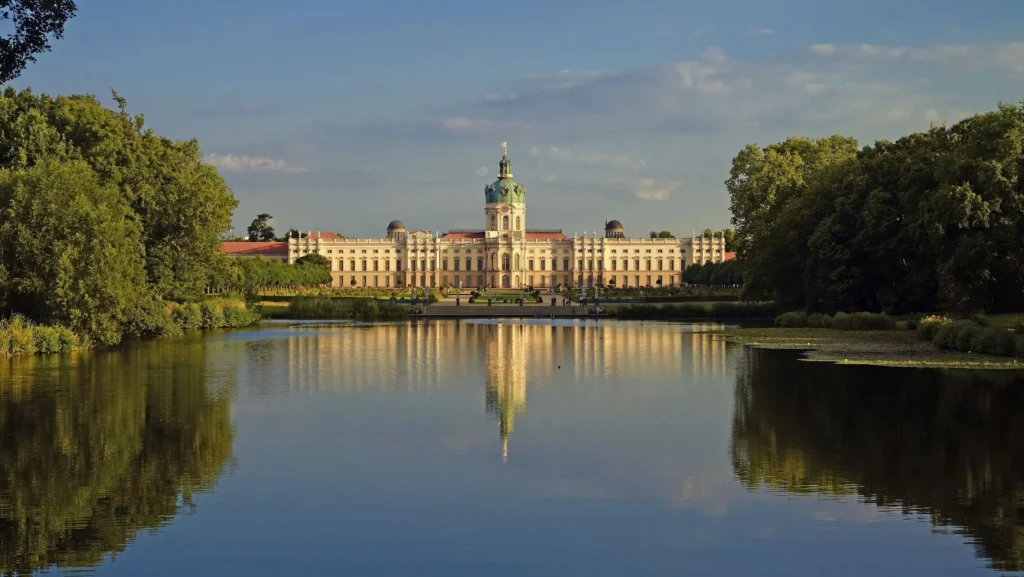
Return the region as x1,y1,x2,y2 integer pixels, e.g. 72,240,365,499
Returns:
718,327,1024,369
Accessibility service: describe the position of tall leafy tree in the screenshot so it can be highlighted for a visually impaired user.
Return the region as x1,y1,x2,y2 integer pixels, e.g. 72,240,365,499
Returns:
247,213,276,242
0,0,77,84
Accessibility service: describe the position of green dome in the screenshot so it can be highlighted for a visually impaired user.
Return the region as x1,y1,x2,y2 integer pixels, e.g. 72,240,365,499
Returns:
485,176,526,204
485,150,526,204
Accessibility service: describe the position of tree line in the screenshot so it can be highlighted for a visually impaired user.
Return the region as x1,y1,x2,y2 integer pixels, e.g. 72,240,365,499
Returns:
727,102,1024,314
0,87,240,345
682,259,743,286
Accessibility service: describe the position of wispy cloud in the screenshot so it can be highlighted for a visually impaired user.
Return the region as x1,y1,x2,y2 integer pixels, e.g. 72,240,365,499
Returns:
206,153,307,173
806,41,1024,72
748,28,776,36
633,179,679,201
475,166,489,176
528,146,647,171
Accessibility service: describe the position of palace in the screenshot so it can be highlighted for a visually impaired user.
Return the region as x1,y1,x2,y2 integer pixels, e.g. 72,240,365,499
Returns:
225,143,729,289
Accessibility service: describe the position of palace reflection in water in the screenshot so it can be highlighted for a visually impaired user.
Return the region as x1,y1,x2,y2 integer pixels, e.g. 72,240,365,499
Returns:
7,321,1024,576
245,320,729,461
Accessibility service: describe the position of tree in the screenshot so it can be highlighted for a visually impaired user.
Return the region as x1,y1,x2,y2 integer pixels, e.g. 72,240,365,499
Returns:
0,0,78,84
723,229,738,252
247,213,276,242
702,228,713,239
725,103,1024,314
295,253,329,269
0,159,146,345
649,230,675,238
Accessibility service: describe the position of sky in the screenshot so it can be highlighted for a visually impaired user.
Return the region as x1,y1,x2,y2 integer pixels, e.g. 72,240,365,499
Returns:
10,0,1024,238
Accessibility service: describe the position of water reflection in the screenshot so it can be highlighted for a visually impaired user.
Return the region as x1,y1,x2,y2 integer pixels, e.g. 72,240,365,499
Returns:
0,338,234,576
730,347,1024,572
255,320,729,460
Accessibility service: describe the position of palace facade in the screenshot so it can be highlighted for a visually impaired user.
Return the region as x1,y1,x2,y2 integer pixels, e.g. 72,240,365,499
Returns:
226,144,729,289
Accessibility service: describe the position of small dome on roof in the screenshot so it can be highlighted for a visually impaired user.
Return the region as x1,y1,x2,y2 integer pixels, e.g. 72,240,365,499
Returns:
387,220,406,230
605,220,624,230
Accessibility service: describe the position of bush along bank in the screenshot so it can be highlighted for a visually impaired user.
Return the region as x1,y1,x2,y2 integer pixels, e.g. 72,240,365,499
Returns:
0,315,84,357
917,316,1019,357
288,297,410,321
774,311,897,330
611,302,778,320
0,299,261,358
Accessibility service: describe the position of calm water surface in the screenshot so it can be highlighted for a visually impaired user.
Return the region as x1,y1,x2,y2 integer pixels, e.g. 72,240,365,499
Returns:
3,319,1024,576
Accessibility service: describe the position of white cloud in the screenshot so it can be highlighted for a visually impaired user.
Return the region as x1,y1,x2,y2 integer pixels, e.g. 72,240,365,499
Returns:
749,28,776,36
529,145,647,170
809,43,837,56
206,154,307,173
806,42,1024,72
475,165,489,177
633,179,679,201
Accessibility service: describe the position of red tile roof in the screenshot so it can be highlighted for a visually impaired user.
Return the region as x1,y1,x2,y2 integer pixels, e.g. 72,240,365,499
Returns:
220,241,288,256
526,231,568,240
724,251,737,261
306,232,340,240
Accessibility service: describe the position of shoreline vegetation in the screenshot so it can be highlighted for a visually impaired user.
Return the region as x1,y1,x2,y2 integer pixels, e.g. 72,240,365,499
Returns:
718,312,1024,369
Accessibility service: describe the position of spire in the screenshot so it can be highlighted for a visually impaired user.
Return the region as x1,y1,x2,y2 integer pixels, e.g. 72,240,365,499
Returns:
497,141,513,178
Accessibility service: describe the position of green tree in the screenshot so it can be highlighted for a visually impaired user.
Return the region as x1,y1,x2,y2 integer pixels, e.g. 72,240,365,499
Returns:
702,228,713,239
0,160,146,345
649,230,675,238
0,0,77,84
247,213,276,242
722,229,737,252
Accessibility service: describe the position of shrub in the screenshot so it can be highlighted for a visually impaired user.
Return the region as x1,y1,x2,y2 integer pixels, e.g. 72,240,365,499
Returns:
775,311,808,328
970,314,991,327
1016,322,1024,336
6,315,35,355
807,313,832,329
174,303,203,330
904,318,918,330
32,326,61,354
200,301,225,328
56,327,78,352
933,320,1016,357
223,303,260,327
830,312,851,330
850,312,895,330
916,315,951,342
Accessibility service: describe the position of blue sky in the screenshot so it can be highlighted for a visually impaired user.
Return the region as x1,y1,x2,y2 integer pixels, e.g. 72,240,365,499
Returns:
11,0,1024,237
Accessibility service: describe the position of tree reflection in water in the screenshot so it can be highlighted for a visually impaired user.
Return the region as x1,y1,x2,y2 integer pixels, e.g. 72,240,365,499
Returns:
730,347,1024,572
0,339,234,576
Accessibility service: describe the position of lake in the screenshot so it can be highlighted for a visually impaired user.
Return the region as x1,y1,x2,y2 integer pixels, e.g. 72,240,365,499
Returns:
3,319,1024,576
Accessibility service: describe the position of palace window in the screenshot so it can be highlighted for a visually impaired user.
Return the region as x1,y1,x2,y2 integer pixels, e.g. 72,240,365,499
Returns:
396,260,402,271
362,261,368,271
349,260,356,271
491,215,496,229
454,259,460,271
563,258,569,270
442,259,448,271
502,254,511,271
612,260,617,271
477,258,484,271
514,254,520,270
528,259,534,271
515,216,521,230
540,260,546,271
552,259,557,271
385,260,391,271
658,260,663,271
669,260,674,271
646,260,652,271
502,216,509,230
373,260,379,271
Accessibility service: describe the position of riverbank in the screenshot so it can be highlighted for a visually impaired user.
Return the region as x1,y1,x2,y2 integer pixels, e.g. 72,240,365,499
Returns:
1,299,261,358
719,327,1024,369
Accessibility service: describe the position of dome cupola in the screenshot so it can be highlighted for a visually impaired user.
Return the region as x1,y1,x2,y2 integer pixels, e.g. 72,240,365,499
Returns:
605,220,625,238
387,220,406,239
485,141,526,204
